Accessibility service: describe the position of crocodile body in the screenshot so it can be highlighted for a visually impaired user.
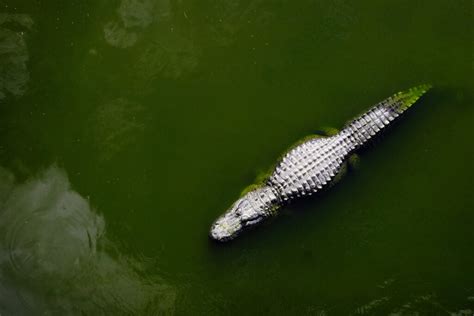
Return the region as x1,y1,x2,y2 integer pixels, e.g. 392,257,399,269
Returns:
210,85,431,242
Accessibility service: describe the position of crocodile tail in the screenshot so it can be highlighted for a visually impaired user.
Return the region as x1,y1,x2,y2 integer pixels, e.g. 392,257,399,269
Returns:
341,84,432,149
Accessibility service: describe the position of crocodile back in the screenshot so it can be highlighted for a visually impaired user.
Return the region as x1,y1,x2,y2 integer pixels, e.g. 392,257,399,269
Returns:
268,85,431,202
269,135,352,201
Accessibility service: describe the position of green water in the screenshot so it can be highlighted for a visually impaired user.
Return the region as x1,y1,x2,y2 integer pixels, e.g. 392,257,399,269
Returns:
0,0,472,315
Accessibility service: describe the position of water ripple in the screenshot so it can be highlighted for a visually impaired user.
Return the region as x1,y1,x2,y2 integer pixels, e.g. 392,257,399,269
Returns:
0,165,175,315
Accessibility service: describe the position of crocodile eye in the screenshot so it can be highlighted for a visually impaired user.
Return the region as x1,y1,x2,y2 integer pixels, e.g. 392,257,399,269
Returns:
241,211,263,226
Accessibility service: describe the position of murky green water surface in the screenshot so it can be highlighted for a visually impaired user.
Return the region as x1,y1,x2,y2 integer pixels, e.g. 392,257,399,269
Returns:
0,0,472,315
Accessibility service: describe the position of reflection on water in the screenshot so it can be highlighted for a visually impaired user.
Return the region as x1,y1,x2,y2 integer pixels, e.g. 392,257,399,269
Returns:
118,0,163,29
104,0,171,48
101,0,199,88
353,296,390,315
350,279,473,316
86,98,147,161
134,35,199,83
0,165,175,315
104,21,139,48
0,14,33,101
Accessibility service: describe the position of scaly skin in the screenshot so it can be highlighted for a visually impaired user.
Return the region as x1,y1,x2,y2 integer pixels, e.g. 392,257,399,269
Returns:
210,85,431,242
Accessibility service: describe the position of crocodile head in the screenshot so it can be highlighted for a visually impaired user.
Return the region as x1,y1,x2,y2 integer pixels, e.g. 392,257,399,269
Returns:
209,186,279,242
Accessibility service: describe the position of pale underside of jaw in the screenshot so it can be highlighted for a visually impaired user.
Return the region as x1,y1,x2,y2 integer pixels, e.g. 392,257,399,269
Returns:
209,214,242,242
209,186,278,242
210,210,268,242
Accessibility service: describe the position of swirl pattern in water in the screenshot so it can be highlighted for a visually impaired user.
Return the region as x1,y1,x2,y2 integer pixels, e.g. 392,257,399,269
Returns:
0,165,175,315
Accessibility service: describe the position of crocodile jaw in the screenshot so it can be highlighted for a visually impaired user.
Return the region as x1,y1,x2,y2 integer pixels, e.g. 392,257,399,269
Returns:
210,195,264,242
209,211,244,242
210,186,279,242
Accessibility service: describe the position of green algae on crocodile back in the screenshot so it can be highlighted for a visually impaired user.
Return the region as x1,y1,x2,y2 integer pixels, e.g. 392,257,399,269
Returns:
210,85,432,242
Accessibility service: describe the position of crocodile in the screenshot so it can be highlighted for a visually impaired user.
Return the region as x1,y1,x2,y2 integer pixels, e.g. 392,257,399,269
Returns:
210,85,431,242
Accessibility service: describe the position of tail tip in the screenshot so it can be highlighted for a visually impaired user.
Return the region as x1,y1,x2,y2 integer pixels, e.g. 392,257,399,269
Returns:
411,83,433,94
397,83,432,109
